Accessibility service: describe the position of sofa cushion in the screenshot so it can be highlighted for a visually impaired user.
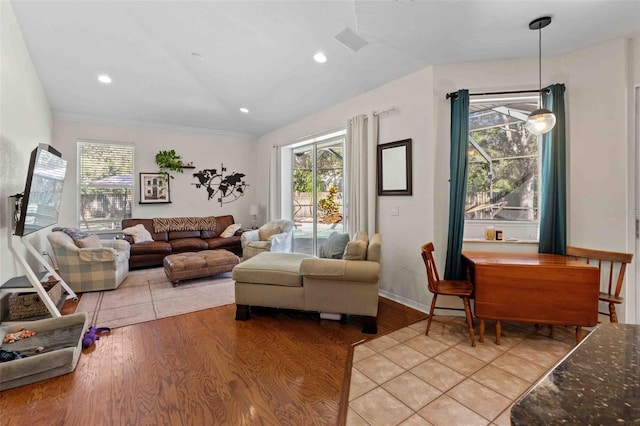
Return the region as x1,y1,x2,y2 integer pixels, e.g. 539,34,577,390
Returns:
168,230,201,240
170,238,209,253
232,252,314,287
205,235,241,250
129,241,172,255
76,234,103,249
319,232,350,259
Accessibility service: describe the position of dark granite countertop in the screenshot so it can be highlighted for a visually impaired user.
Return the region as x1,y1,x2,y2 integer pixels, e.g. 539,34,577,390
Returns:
511,323,640,425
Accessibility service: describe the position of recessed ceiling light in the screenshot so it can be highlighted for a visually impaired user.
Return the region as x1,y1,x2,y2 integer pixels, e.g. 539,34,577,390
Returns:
191,52,205,61
239,107,249,114
97,74,112,84
313,52,327,63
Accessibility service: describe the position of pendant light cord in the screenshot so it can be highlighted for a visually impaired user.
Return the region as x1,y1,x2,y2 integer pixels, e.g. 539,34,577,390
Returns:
538,25,542,108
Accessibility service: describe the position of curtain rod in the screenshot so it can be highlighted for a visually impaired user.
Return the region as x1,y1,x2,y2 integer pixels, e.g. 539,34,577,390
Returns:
445,89,548,100
373,106,396,116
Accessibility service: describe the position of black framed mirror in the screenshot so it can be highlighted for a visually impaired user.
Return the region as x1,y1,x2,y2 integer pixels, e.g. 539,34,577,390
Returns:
377,138,412,196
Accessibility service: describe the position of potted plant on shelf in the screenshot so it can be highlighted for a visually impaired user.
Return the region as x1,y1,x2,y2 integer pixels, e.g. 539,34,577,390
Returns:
155,149,183,179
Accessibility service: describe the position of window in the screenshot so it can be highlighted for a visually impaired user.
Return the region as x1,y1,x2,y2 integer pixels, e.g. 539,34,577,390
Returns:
77,140,134,231
465,96,540,238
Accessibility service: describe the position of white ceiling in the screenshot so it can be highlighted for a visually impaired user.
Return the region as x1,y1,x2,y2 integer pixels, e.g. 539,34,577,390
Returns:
10,0,640,137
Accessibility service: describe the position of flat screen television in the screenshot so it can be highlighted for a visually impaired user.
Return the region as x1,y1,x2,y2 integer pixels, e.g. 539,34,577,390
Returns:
14,144,67,237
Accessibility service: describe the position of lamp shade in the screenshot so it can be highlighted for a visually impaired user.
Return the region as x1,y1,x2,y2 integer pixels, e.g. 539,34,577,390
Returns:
249,204,259,216
526,108,556,135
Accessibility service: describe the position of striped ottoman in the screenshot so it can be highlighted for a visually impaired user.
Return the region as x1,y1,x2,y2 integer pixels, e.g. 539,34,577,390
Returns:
163,250,240,286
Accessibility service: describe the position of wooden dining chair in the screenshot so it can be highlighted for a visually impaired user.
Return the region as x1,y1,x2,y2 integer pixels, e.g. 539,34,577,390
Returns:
420,242,476,346
566,246,633,323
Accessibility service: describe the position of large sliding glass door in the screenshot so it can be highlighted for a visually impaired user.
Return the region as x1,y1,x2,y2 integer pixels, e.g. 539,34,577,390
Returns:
292,132,345,255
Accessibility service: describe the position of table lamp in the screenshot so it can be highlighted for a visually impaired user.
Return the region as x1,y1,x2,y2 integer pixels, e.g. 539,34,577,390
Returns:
249,204,259,229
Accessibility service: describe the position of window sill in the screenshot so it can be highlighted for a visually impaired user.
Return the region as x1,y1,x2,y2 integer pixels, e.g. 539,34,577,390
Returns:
463,238,538,245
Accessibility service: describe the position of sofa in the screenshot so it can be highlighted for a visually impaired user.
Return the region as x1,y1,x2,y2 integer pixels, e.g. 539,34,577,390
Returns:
122,215,242,269
232,232,381,333
47,231,130,293
240,219,295,259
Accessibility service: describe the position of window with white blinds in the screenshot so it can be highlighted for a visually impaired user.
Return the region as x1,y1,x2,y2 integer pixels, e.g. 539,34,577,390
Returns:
77,140,134,231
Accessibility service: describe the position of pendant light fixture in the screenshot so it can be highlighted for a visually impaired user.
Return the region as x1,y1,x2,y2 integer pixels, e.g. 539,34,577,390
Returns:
526,16,556,135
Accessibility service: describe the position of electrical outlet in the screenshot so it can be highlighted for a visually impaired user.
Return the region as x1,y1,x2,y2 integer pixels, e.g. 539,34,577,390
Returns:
391,206,399,216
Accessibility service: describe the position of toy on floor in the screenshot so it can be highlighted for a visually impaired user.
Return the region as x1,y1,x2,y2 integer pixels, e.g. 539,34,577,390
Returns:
3,328,36,344
82,326,111,349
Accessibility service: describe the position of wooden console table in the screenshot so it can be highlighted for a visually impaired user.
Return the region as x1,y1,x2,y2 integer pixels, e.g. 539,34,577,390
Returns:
462,251,599,343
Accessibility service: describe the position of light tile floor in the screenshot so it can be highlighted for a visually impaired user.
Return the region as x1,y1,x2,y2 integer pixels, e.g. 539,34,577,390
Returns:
347,316,597,426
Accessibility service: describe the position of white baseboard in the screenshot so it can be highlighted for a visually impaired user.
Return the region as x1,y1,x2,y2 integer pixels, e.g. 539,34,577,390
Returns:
378,290,429,314
378,290,467,318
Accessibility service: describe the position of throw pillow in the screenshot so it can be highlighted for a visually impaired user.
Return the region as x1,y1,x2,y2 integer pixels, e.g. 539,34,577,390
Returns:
220,224,242,238
323,232,350,259
342,240,368,260
259,227,281,241
75,234,103,249
122,224,154,243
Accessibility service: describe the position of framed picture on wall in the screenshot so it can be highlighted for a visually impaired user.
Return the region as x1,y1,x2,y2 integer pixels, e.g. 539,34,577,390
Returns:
139,173,171,204
377,139,412,196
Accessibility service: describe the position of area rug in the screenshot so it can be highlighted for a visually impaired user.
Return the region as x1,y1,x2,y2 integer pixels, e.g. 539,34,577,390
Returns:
75,267,235,329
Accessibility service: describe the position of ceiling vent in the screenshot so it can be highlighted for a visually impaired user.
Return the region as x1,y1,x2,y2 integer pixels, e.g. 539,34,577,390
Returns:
334,27,368,52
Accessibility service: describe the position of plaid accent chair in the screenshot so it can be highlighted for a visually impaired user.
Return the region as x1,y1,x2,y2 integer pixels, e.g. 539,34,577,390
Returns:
47,231,130,293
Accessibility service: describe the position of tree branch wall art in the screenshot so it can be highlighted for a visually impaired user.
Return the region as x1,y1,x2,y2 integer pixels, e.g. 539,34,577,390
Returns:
191,164,248,206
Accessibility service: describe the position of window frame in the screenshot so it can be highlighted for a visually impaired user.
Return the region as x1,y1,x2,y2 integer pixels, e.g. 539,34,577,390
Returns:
463,95,541,241
77,139,134,232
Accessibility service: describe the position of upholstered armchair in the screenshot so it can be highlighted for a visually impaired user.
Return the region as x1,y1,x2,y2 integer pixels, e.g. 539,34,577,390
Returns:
241,219,294,259
47,231,130,293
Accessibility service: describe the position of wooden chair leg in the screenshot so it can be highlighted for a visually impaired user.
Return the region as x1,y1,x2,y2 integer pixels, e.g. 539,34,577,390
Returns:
576,326,583,343
549,325,554,338
462,297,476,347
495,320,502,345
426,294,437,336
609,303,618,323
479,319,485,343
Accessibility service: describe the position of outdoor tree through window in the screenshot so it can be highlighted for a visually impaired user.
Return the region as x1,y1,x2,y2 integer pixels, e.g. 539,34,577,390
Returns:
466,97,539,222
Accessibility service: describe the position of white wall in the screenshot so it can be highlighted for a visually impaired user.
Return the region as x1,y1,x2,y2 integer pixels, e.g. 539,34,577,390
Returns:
258,67,435,311
257,37,639,321
0,1,53,284
52,120,258,230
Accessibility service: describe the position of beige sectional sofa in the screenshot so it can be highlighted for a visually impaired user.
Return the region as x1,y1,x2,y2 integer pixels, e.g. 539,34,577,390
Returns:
232,232,381,333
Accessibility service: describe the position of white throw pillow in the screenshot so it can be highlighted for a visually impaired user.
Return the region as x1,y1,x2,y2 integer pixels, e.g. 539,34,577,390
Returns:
220,224,242,238
122,223,154,243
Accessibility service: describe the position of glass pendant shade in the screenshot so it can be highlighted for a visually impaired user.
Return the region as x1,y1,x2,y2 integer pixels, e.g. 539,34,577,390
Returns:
526,108,556,135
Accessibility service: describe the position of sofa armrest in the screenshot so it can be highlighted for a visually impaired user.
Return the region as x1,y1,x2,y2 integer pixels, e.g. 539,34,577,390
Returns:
300,258,380,283
241,229,259,248
101,239,130,251
78,247,118,262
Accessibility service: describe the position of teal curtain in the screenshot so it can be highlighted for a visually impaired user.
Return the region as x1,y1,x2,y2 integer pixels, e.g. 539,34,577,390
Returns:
538,83,566,255
444,90,469,279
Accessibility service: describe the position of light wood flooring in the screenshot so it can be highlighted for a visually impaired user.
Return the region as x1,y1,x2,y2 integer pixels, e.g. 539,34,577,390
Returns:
0,297,426,425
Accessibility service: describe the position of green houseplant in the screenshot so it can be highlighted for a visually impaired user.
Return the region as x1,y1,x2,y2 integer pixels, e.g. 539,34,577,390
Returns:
155,149,183,179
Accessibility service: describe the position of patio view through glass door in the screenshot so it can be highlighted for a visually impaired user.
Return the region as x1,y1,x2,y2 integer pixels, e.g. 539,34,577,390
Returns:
292,134,345,255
